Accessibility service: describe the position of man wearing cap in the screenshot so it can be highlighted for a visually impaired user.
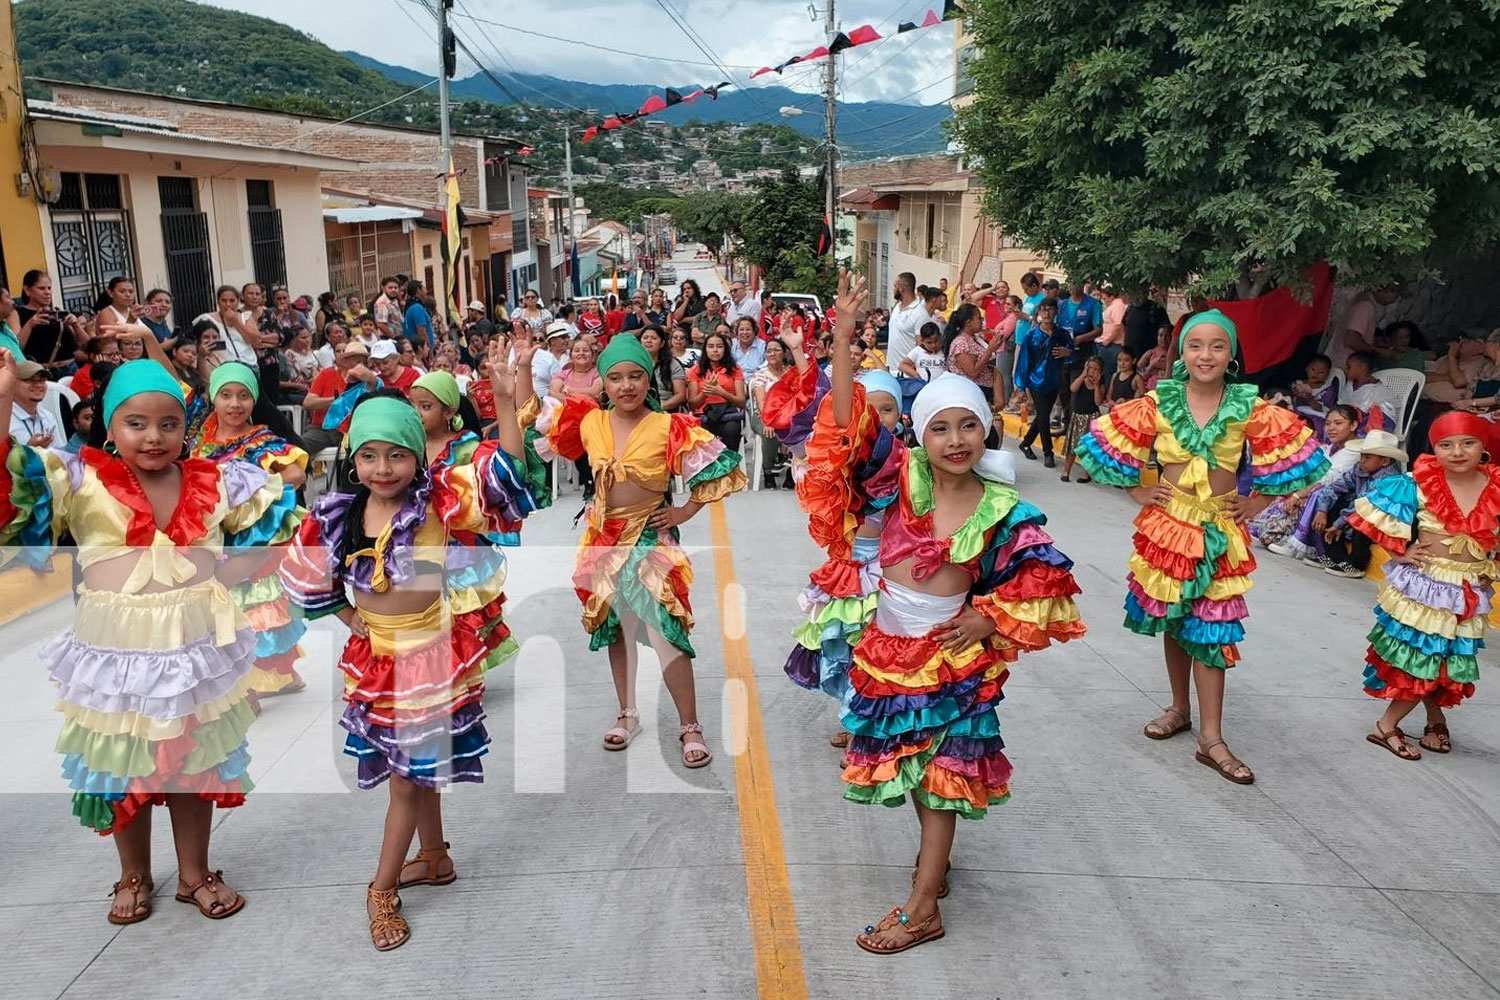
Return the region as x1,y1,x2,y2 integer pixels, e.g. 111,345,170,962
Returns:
465,300,496,342
369,337,419,394
301,341,380,453
8,359,64,449
533,320,571,400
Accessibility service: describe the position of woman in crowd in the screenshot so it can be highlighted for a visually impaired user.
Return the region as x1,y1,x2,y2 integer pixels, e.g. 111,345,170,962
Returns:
1106,348,1144,406
944,304,997,393
672,279,705,326
859,322,887,372
186,360,310,699
516,289,551,336
550,337,604,501
94,278,153,340
780,271,1083,953
314,292,340,336
1351,411,1497,760
669,325,700,367
639,325,687,412
316,320,350,369
534,336,746,768
1259,404,1362,558
1059,356,1104,483
1137,325,1172,392
647,288,671,327
343,293,362,328
140,289,174,342
194,285,265,371
280,325,320,405
0,354,298,923
1073,310,1327,785
281,349,537,951
688,332,747,453
992,295,1021,411
748,337,793,489
578,298,607,340
15,269,88,375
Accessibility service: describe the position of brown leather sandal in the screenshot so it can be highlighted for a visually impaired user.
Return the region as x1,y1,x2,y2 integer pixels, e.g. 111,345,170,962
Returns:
1420,723,1451,754
1144,706,1191,740
913,854,951,899
174,870,245,920
367,884,410,952
107,873,155,926
399,840,457,888
1367,723,1421,760
856,906,946,955
1195,739,1255,784
829,729,851,749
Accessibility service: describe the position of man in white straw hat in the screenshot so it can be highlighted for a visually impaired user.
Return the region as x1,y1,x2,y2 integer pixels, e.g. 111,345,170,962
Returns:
1310,429,1407,577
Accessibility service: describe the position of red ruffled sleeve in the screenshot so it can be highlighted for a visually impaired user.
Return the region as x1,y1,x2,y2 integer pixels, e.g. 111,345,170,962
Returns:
535,395,598,463
799,383,903,563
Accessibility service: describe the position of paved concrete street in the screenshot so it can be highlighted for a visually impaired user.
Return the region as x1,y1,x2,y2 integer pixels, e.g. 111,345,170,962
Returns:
4,440,1498,1000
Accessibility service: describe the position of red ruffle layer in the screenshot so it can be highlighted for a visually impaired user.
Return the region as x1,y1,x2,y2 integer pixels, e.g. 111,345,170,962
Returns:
1364,651,1475,708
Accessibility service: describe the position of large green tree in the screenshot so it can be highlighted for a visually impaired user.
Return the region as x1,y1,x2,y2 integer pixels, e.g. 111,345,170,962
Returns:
738,168,835,299
671,192,747,253
952,0,1500,296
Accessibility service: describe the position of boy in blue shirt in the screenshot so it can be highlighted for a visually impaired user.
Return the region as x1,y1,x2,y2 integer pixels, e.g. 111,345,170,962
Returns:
1013,299,1073,467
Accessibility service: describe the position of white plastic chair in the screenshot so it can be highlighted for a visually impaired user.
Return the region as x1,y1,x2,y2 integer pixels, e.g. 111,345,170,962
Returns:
1327,367,1345,399
312,446,339,495
1375,367,1426,445
42,381,79,438
58,375,75,393
277,404,304,437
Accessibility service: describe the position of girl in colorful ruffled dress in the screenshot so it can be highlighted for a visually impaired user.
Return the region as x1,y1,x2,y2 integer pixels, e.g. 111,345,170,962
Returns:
535,336,746,769
1074,310,1328,784
187,361,310,698
410,369,548,671
765,354,904,749
794,272,1084,954
0,356,299,924
1350,411,1498,760
280,344,538,950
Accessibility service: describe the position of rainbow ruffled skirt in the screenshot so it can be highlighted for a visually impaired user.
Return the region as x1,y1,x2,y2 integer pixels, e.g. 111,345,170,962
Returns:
1362,558,1484,707
784,534,882,700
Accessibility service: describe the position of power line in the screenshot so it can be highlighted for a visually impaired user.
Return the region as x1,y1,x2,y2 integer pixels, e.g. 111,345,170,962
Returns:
650,0,779,121
403,0,532,109
446,10,765,70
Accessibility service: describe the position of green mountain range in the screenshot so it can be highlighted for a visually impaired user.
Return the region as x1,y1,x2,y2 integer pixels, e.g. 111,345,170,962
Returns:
13,0,948,156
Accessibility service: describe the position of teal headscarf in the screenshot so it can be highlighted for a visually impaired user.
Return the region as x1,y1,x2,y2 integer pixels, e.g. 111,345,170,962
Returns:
102,360,186,427
347,396,426,456
596,335,662,411
412,370,464,430
1172,309,1240,381
209,360,260,402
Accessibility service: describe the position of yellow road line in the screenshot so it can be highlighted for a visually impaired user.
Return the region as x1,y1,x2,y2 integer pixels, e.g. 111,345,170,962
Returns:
0,554,70,626
709,502,808,1000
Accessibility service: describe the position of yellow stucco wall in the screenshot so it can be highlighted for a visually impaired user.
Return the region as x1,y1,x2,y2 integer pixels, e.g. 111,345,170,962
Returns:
0,7,47,287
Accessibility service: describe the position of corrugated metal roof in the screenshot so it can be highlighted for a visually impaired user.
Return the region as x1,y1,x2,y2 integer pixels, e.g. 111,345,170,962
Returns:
323,206,425,224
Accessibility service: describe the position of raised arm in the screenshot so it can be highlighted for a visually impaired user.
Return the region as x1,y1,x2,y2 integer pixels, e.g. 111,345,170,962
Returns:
830,268,869,428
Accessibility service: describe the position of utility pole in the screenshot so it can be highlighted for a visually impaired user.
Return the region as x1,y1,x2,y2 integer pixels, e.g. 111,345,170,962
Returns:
437,0,452,166
823,0,838,262
563,126,577,299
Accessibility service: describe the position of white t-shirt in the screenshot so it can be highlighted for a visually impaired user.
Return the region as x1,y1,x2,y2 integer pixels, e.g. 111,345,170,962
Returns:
1328,294,1378,370
10,403,63,447
195,311,261,366
885,298,929,375
725,294,762,328
904,346,947,382
532,349,564,401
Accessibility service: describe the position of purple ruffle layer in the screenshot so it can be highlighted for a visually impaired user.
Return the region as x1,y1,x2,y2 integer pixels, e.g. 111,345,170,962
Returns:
43,627,256,721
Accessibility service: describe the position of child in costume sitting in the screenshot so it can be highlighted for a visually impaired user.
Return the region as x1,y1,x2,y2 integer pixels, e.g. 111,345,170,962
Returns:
1074,310,1327,784
0,356,299,924
1306,430,1405,578
280,343,537,950
765,352,904,749
1351,412,1499,760
535,335,746,769
795,271,1084,955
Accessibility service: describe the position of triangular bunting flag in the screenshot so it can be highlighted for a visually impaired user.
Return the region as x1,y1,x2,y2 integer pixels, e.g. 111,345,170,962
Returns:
921,8,941,27
664,88,684,106
941,0,963,20
897,20,917,31
751,66,774,78
802,45,829,61
828,32,853,55
639,94,667,114
518,146,534,155
581,126,598,143
847,24,882,45
681,89,704,103
602,117,622,129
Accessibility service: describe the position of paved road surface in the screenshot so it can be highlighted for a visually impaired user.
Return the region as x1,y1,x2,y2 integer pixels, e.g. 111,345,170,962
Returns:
3,273,1498,997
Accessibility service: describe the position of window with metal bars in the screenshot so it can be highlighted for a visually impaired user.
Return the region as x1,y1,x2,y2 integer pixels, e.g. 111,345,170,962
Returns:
246,179,287,291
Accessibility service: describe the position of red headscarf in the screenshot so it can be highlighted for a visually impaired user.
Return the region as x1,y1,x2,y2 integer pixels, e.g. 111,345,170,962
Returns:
1428,411,1497,456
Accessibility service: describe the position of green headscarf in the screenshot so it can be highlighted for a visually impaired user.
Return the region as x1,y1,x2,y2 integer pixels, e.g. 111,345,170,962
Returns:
209,360,260,402
596,335,662,411
102,360,186,427
347,395,426,457
412,370,464,430
1172,309,1240,382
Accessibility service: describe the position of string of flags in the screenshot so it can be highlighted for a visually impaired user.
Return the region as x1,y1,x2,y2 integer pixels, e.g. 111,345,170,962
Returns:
750,0,964,79
579,83,732,144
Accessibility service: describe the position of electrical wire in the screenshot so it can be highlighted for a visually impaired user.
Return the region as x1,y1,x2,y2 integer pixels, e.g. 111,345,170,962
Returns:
446,9,765,70
650,0,780,120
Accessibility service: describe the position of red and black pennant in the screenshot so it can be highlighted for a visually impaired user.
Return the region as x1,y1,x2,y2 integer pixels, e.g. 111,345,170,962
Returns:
578,82,733,143
752,3,963,77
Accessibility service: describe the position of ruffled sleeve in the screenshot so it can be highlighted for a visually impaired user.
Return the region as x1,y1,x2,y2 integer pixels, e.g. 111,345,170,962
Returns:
1349,473,1417,553
763,363,828,447
800,383,904,561
220,460,304,549
668,412,748,504
1247,399,1329,495
533,395,597,463
1073,395,1157,487
279,494,350,618
0,437,71,568
969,498,1087,653
258,441,309,476
432,439,539,536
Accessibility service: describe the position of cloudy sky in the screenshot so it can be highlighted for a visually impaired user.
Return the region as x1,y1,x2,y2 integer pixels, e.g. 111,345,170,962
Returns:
199,0,957,105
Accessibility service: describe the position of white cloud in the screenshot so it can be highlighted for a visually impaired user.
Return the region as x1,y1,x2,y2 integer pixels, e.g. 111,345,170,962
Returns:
196,0,957,104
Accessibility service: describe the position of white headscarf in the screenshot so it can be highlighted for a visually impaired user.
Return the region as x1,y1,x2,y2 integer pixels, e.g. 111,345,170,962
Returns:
910,373,1015,484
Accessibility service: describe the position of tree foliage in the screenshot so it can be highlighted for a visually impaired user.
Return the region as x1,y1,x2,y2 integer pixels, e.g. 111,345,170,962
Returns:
671,192,747,253
952,0,1500,296
737,168,834,298
574,184,678,227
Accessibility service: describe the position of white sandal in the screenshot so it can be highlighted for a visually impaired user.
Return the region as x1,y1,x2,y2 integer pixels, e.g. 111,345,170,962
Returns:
679,723,712,769
602,708,640,751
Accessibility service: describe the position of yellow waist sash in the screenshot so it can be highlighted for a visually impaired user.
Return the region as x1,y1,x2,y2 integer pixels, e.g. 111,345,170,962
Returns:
360,599,447,657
